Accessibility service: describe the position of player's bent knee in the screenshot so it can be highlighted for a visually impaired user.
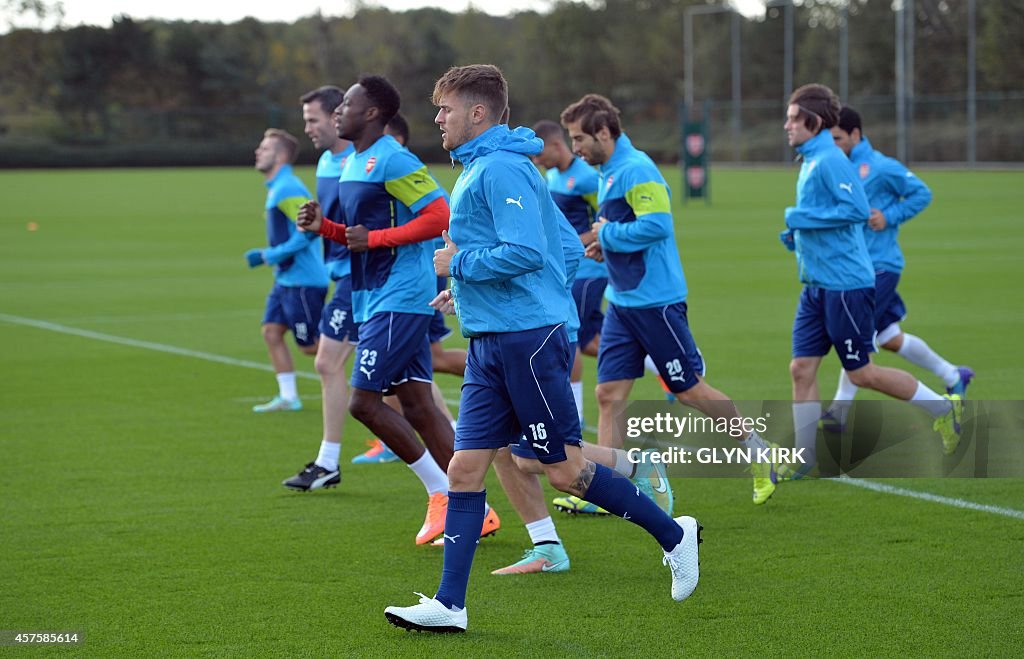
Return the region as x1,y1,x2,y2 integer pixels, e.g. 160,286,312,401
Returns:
845,364,875,388
347,390,379,422
789,359,815,383
876,323,902,350
673,381,706,402
544,468,576,494
314,353,342,377
299,343,319,357
595,383,620,407
346,399,369,422
447,454,488,491
542,456,588,494
881,335,904,352
512,455,544,474
315,339,351,372
261,324,285,344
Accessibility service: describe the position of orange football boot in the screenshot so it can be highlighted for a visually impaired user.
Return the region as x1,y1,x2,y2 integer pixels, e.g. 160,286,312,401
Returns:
431,506,501,546
415,493,448,545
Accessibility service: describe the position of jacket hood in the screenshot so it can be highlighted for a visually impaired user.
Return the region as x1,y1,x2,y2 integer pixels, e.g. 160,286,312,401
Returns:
850,136,873,161
451,124,543,166
600,133,636,173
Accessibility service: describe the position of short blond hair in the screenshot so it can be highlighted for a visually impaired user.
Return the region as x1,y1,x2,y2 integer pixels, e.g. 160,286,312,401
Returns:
264,128,299,164
432,64,508,123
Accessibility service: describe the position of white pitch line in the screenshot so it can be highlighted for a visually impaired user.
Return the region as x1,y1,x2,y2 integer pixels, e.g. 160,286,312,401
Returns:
3,312,1018,519
0,312,319,380
832,475,1024,521
60,309,255,325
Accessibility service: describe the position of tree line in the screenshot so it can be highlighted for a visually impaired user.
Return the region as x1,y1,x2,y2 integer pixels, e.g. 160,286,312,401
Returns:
1,0,1020,166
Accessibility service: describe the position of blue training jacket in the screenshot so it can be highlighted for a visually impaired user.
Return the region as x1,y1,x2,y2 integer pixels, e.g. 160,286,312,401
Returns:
337,135,445,322
596,133,687,308
546,157,606,280
262,164,328,288
315,145,356,279
784,130,874,291
448,124,577,337
849,136,932,274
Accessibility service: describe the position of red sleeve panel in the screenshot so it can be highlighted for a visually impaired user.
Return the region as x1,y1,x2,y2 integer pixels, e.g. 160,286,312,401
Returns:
318,218,348,245
368,197,450,249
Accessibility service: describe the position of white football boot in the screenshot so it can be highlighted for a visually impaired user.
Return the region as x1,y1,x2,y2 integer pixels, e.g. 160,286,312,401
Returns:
385,593,467,633
663,516,703,602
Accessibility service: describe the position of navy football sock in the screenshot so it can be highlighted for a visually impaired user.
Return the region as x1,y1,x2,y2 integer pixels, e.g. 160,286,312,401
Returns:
583,464,683,551
434,490,486,610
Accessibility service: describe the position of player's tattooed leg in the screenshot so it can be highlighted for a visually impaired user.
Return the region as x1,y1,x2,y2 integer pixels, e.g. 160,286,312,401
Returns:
568,460,597,497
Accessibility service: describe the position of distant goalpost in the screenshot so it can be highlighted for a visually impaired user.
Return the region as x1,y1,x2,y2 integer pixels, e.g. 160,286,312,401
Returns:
681,0,982,167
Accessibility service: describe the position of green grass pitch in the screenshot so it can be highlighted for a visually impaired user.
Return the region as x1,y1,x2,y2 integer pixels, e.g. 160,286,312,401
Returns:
1,164,1022,655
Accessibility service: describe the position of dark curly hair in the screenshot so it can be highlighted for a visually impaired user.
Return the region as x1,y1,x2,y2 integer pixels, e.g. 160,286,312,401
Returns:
358,74,401,126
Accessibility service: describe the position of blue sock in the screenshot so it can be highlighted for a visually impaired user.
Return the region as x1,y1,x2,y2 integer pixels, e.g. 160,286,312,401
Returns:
434,490,486,610
583,464,683,551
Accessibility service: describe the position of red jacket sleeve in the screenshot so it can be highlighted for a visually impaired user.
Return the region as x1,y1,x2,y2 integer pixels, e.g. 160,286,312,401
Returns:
367,197,450,249
318,218,348,245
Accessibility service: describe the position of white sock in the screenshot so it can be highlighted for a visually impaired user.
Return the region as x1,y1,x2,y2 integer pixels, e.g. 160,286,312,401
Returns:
570,381,584,423
407,451,449,495
830,370,859,422
315,440,341,471
643,354,659,375
276,372,298,400
908,381,952,418
741,430,769,461
793,402,821,468
611,448,637,478
898,334,959,387
835,369,859,400
525,516,561,545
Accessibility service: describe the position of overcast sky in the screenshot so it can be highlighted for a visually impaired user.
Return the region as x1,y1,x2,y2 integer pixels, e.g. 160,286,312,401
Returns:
6,0,768,30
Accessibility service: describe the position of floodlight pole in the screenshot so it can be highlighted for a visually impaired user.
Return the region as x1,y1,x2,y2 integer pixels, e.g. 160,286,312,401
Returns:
782,0,793,101
895,0,907,163
683,3,742,158
684,9,693,109
839,2,849,102
684,4,736,108
731,10,742,161
770,0,790,163
684,1,792,162
967,0,976,166
906,0,915,162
